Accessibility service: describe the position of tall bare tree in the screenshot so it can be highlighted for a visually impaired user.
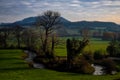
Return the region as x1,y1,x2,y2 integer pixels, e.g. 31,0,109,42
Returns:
36,10,61,57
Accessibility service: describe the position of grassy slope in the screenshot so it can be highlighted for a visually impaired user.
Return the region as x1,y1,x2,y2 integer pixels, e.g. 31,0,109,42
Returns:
0,49,120,80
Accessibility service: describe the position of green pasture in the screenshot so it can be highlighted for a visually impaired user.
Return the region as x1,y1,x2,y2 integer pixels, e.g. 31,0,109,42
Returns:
0,49,120,80
55,38,109,56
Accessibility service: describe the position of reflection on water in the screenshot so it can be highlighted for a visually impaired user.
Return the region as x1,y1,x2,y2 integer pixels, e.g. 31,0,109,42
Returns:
24,50,44,69
92,64,104,75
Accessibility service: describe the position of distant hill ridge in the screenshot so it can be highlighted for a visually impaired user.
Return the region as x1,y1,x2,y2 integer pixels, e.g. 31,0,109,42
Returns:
0,16,120,32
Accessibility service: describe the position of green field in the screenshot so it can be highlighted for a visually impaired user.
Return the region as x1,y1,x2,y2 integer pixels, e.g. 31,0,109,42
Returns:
55,38,109,56
0,49,120,80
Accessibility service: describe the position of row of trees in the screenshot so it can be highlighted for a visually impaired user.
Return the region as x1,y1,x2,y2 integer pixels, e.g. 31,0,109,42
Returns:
102,32,120,41
0,26,39,49
80,28,120,41
0,26,24,48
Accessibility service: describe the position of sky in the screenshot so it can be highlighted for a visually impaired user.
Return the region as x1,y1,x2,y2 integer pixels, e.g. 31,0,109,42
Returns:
0,0,120,24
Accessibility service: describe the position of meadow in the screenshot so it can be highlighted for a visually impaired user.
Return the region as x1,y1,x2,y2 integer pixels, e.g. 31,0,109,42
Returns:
55,38,109,56
0,38,120,80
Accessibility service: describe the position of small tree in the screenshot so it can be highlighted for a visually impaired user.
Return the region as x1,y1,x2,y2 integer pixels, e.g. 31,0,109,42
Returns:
66,38,89,68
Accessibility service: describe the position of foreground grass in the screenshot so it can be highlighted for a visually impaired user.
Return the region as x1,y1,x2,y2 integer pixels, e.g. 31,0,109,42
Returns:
0,49,120,80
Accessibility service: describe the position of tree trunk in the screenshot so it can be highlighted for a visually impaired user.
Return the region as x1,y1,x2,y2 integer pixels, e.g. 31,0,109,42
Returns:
43,29,49,56
51,35,55,57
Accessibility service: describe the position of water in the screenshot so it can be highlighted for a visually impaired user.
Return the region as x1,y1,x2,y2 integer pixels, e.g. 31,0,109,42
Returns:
24,50,45,69
92,64,104,75
24,50,117,74
33,63,44,68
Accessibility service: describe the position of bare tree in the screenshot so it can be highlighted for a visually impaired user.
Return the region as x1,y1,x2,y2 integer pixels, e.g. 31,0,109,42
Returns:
80,28,90,40
36,10,61,57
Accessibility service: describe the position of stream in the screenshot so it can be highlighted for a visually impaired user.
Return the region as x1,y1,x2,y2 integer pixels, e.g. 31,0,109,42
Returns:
92,64,104,75
24,50,44,68
24,50,118,75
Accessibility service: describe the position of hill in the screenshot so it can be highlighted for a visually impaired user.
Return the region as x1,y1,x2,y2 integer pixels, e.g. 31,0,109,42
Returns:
0,16,120,36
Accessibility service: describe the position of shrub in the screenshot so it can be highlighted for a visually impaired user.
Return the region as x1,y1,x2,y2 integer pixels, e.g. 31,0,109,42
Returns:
80,56,95,74
72,55,95,74
33,56,68,71
82,51,94,63
101,58,116,74
33,56,50,64
94,50,105,60
107,41,120,57
81,62,95,74
21,53,28,59
27,62,34,68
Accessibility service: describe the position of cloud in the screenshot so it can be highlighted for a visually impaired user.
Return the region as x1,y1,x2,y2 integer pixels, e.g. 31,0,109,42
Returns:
21,1,32,6
69,3,80,7
72,0,81,4
0,0,120,23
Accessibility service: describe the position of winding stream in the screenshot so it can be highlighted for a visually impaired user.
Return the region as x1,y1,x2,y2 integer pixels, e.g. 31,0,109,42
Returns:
24,50,44,69
24,50,118,75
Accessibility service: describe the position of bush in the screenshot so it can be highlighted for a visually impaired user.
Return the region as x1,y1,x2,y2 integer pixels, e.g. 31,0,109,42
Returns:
27,62,34,68
82,51,94,63
72,55,95,74
33,55,95,74
107,41,120,57
81,62,95,74
101,58,116,74
94,50,105,60
21,53,28,59
33,56,68,71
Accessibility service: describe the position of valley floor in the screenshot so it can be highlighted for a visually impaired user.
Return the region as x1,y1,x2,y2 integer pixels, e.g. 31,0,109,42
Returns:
0,49,120,80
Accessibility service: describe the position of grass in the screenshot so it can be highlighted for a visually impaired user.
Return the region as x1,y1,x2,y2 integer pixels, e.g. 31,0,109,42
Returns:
0,49,120,80
84,40,109,52
55,38,109,56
